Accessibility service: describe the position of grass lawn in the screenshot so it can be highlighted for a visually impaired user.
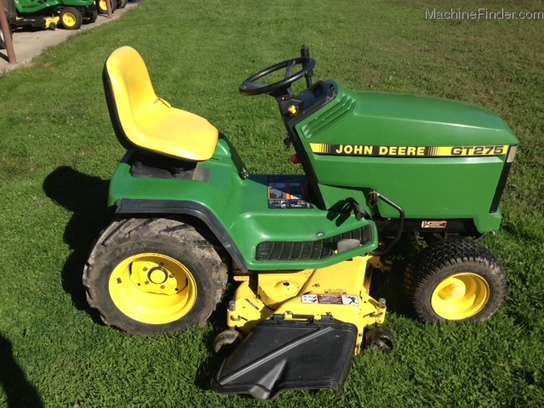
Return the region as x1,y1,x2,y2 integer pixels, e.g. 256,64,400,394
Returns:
1,0,544,406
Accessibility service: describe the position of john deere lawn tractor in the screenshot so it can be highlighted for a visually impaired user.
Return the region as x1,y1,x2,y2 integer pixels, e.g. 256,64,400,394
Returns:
3,0,96,31
83,45,518,399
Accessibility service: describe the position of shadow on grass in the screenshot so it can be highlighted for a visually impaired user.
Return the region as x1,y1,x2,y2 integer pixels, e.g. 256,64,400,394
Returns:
193,276,240,392
0,334,44,408
367,235,419,321
43,166,111,317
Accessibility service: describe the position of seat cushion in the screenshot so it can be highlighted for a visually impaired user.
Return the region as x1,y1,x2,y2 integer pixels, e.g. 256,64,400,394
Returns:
105,46,218,161
132,97,219,161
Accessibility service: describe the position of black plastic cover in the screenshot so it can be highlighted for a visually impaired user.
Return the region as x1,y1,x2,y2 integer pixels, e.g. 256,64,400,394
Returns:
256,224,372,261
211,319,357,400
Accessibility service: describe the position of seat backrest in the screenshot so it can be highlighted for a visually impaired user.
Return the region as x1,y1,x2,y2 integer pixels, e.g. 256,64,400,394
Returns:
103,46,157,151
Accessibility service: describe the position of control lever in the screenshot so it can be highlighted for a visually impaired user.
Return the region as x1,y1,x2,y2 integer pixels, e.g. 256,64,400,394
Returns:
300,45,313,88
353,204,366,221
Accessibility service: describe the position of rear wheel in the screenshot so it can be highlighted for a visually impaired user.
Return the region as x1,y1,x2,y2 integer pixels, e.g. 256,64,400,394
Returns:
404,239,506,323
84,8,98,24
59,7,83,30
96,0,117,15
117,0,128,8
83,218,228,336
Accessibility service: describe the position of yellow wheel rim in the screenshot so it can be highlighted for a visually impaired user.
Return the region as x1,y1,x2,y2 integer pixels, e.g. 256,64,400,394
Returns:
63,13,77,27
99,0,107,11
431,273,490,320
109,253,197,324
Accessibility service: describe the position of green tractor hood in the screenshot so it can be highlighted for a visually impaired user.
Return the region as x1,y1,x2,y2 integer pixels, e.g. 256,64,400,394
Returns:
299,81,516,156
293,81,519,233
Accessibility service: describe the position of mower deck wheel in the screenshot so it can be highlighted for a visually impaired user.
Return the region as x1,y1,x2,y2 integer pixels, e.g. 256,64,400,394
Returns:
364,326,396,353
404,239,507,323
213,329,243,353
83,218,228,336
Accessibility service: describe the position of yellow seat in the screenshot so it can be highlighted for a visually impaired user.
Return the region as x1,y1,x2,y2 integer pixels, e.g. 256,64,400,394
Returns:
103,46,218,161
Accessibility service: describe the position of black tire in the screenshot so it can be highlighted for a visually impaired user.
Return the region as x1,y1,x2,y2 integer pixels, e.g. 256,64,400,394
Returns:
404,239,506,323
83,218,228,336
213,329,243,354
84,8,98,24
0,28,6,50
364,326,396,353
4,0,16,22
59,7,83,30
117,0,128,8
0,3,14,50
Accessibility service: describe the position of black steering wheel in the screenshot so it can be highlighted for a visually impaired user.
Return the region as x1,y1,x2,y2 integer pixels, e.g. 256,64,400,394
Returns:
239,57,316,97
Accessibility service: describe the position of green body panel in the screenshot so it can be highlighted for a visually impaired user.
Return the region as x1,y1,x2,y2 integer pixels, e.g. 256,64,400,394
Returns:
14,0,94,14
295,81,518,233
109,139,378,271
108,80,519,270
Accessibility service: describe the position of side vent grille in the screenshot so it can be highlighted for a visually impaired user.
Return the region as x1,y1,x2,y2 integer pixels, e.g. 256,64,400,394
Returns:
299,93,358,138
256,225,372,261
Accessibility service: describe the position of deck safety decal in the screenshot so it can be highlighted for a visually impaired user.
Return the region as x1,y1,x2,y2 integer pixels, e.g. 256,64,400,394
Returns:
301,294,359,307
310,143,509,157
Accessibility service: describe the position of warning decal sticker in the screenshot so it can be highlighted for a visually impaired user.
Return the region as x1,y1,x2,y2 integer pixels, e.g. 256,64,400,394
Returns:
267,176,312,209
301,294,359,307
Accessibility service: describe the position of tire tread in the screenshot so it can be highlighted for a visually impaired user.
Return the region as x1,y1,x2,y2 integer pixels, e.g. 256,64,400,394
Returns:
404,239,506,323
83,217,228,336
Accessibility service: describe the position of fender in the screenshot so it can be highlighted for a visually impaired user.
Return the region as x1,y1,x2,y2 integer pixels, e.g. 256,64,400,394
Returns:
114,198,248,272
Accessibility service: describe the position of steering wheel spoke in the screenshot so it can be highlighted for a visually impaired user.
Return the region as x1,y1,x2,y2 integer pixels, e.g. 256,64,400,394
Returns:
285,60,296,79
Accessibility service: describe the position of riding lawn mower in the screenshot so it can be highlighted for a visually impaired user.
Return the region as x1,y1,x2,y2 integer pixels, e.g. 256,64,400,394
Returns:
83,45,519,400
2,0,96,31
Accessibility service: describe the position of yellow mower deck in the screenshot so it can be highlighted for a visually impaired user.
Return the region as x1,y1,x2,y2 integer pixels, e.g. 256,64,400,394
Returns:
212,255,390,399
227,255,387,354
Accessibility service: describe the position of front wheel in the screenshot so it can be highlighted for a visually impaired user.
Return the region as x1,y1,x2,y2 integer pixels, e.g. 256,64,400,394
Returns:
83,218,228,336
404,239,507,323
59,7,83,30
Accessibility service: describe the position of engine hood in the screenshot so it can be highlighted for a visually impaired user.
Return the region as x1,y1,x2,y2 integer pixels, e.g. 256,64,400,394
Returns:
289,81,519,233
298,81,518,149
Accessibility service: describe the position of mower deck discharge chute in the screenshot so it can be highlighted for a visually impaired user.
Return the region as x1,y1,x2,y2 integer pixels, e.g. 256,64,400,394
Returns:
211,319,358,400
83,45,518,399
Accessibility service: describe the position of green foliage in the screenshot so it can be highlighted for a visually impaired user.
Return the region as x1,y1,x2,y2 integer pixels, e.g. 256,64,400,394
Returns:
1,0,543,406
